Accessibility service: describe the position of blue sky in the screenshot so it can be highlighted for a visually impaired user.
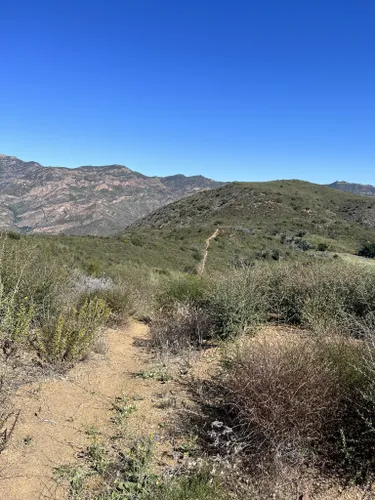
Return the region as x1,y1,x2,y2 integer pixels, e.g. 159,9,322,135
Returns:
1,0,374,183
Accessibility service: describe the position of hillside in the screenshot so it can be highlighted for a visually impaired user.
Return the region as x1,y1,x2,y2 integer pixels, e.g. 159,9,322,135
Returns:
328,180,375,197
0,154,222,235
132,179,375,231
125,180,375,270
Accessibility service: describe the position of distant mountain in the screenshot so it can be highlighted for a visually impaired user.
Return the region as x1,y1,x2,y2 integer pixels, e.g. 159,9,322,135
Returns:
328,181,375,198
0,155,223,235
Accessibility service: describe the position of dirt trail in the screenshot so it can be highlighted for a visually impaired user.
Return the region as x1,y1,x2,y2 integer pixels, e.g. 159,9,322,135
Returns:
0,321,177,500
197,229,219,275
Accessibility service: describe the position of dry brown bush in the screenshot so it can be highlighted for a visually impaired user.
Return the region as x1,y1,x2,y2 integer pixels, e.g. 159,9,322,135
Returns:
191,333,375,483
150,303,214,354
221,336,339,463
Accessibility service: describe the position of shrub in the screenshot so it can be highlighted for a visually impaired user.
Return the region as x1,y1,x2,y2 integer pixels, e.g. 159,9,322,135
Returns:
271,249,281,260
208,268,268,338
0,238,77,322
36,297,110,364
151,269,268,352
263,260,375,334
205,335,375,481
0,282,35,360
317,242,328,251
155,471,224,500
6,231,21,240
219,337,338,462
80,280,134,325
293,238,312,251
154,260,375,354
150,303,214,353
358,242,375,259
156,275,208,312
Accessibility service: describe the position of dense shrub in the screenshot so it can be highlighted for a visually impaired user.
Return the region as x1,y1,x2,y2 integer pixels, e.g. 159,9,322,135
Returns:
151,270,268,351
156,275,208,312
293,238,312,251
0,278,35,360
150,303,214,353
0,238,77,322
262,260,375,335
206,335,375,481
220,337,338,458
207,269,268,338
358,242,375,259
153,260,375,353
36,297,110,364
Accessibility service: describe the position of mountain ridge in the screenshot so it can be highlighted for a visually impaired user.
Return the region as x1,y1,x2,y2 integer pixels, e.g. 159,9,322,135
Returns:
327,181,375,197
0,154,223,235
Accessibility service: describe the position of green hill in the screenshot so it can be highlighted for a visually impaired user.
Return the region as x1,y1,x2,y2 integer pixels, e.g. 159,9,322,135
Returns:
133,180,375,232
25,180,375,276
127,180,375,269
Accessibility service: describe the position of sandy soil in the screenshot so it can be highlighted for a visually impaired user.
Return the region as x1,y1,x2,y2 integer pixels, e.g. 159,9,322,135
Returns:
0,321,179,500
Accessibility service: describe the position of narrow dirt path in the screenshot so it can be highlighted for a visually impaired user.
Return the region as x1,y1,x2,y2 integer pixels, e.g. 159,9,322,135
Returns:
0,321,178,500
197,229,219,275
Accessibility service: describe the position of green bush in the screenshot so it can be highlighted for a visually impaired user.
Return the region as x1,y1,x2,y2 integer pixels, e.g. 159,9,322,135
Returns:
85,284,134,325
0,291,34,360
156,275,208,312
6,231,21,240
207,268,268,338
36,297,110,364
293,238,312,251
0,238,77,322
155,472,224,500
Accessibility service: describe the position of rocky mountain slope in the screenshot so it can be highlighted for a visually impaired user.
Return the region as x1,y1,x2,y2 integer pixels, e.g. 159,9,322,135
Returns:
328,181,375,197
0,155,223,235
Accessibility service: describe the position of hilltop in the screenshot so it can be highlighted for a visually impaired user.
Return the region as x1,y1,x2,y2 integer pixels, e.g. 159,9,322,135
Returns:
0,154,223,235
133,179,375,232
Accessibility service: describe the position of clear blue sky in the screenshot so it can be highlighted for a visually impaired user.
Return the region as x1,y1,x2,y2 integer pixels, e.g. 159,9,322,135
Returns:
1,1,374,183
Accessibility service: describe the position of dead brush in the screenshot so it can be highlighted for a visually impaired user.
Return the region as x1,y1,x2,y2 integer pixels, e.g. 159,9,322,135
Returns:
0,407,20,454
193,332,375,483
150,303,214,354
221,336,339,465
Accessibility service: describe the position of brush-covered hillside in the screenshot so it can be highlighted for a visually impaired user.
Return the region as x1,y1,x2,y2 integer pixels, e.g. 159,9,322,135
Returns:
4,181,375,500
125,180,375,269
133,180,375,231
23,180,375,277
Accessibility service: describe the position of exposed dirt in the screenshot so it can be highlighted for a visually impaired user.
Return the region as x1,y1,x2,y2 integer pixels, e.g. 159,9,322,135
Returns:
0,321,372,499
0,321,182,499
197,228,219,275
